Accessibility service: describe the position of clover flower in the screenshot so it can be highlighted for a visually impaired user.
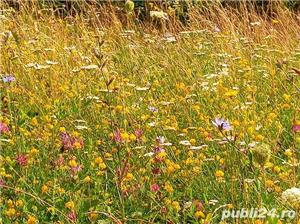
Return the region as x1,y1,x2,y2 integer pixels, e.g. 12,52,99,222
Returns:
0,122,10,134
16,154,28,167
60,132,83,151
55,156,65,167
67,211,77,222
70,165,82,175
150,183,160,192
282,187,300,209
292,124,300,132
134,129,143,140
113,130,123,143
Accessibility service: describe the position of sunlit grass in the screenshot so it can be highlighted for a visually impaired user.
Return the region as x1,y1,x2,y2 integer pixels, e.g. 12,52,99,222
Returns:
1,2,300,223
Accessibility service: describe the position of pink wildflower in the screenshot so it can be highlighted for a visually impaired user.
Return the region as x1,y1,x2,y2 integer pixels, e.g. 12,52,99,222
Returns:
16,154,28,166
150,183,160,192
0,122,9,134
70,165,82,174
134,129,143,140
0,179,5,187
67,211,77,222
60,132,83,151
55,156,65,167
113,130,123,143
292,124,300,132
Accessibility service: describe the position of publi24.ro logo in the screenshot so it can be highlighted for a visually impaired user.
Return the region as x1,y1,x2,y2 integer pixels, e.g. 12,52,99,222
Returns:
221,208,296,220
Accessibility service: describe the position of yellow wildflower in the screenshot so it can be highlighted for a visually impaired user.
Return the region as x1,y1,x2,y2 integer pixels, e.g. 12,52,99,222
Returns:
42,185,49,193
83,176,91,183
88,211,99,221
68,159,77,167
27,215,37,224
5,208,16,217
215,170,224,178
16,199,24,207
65,201,75,210
164,182,174,193
195,210,205,219
171,201,180,211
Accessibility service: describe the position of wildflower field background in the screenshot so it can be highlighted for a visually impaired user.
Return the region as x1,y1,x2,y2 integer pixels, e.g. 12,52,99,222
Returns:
1,1,300,223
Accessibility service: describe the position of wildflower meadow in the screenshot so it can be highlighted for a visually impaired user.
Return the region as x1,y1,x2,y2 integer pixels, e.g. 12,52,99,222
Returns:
1,1,300,223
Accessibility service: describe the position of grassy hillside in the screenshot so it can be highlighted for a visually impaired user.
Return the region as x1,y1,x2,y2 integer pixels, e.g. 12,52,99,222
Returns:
1,2,300,223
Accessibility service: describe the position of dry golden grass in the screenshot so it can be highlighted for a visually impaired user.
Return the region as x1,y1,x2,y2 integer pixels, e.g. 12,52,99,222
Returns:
1,1,300,223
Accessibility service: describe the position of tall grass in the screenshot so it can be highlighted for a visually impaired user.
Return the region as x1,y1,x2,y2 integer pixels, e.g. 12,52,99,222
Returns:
1,1,300,223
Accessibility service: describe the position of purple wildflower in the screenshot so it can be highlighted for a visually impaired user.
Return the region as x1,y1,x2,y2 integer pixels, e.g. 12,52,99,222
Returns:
113,130,123,143
153,146,164,153
156,136,165,144
70,165,82,174
148,106,158,113
212,118,232,131
2,75,15,83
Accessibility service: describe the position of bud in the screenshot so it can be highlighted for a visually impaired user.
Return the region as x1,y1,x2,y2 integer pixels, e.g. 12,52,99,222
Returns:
150,11,168,20
124,0,134,12
251,143,271,166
